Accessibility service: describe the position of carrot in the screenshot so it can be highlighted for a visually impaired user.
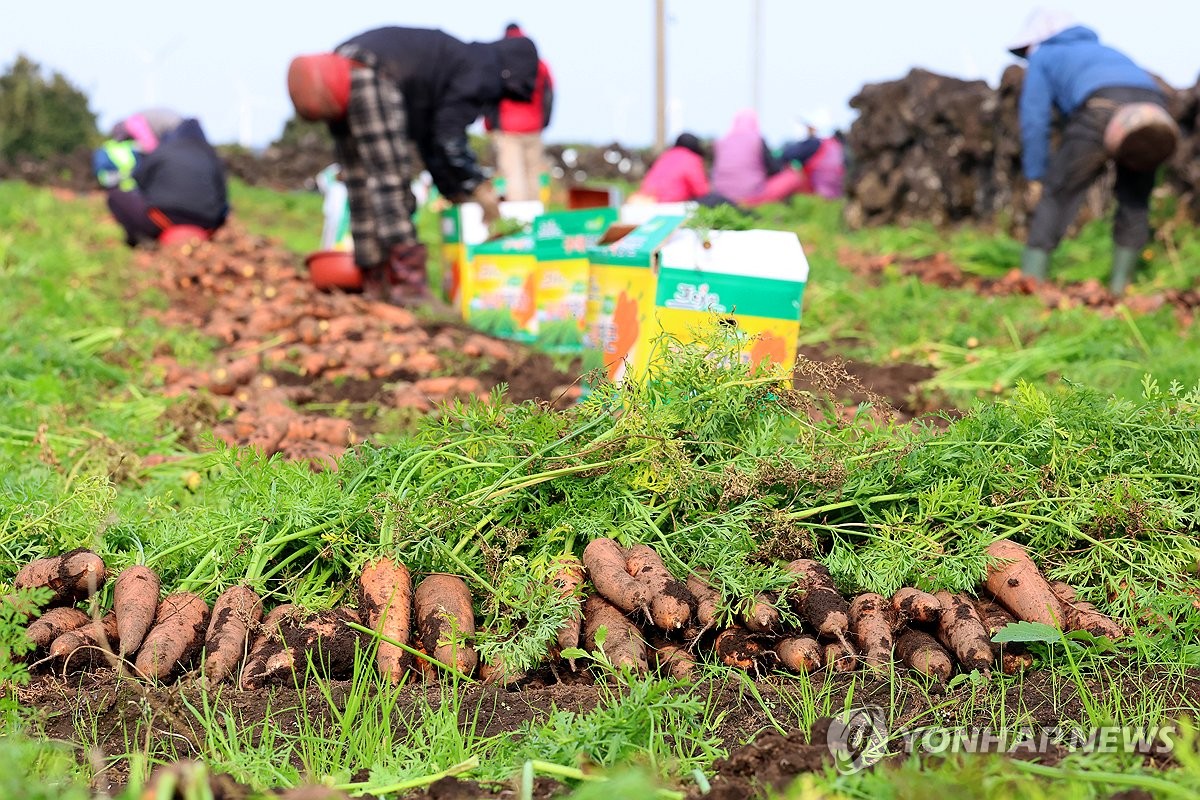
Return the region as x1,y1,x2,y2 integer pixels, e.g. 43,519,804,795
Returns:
895,629,953,682
823,639,858,673
583,594,647,672
686,572,720,630
135,593,210,681
776,635,821,674
414,574,477,677
623,544,693,630
714,627,764,671
49,612,120,668
849,593,895,669
550,557,585,668
1048,581,1128,640
786,559,851,648
974,598,1034,675
984,540,1064,627
583,538,649,614
741,594,781,634
652,643,698,681
14,549,106,608
891,588,941,626
480,654,526,686
358,558,413,683
113,565,161,656
240,604,300,690
241,608,362,689
201,586,263,686
25,607,89,651
933,591,994,673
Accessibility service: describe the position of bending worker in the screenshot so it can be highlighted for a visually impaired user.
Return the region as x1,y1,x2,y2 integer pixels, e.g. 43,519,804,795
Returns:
1011,10,1178,295
287,27,540,305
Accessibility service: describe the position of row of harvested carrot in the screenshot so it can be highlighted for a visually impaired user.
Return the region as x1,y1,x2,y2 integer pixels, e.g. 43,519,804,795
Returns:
8,539,1125,687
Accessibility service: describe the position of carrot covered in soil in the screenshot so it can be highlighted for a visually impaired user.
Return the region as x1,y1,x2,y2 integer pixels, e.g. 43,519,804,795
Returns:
582,538,649,614
786,559,852,648
623,544,693,630
895,629,953,682
583,594,648,672
822,639,858,673
240,604,300,690
891,588,941,626
933,591,994,673
714,627,765,671
201,586,263,686
113,566,161,656
685,572,720,630
243,608,362,688
1048,581,1128,640
984,540,1065,627
974,598,1034,675
14,549,107,608
358,558,413,682
776,635,822,674
740,594,781,634
849,593,896,669
25,608,89,651
550,557,586,667
135,593,210,681
652,643,698,681
414,574,477,677
49,612,120,668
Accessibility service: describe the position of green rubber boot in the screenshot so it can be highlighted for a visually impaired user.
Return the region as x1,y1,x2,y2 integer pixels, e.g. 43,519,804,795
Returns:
1109,246,1139,296
1021,247,1051,281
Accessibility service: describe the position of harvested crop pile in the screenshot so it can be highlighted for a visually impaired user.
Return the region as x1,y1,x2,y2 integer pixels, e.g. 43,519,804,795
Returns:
10,536,1125,687
133,221,577,467
844,66,1200,229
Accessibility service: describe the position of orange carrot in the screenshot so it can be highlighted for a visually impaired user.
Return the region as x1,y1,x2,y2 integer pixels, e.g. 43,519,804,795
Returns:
623,544,693,630
583,594,647,672
25,608,89,651
786,559,851,648
974,598,1034,675
984,540,1064,627
652,643,698,681
550,557,586,667
201,586,263,686
776,635,822,674
685,572,720,630
14,549,106,608
896,629,953,682
135,593,210,681
714,626,764,671
933,591,993,673
890,588,941,626
113,566,161,656
823,639,858,673
740,594,781,634
1048,581,1128,640
849,593,895,669
49,612,120,668
583,538,649,614
414,574,477,677
358,558,413,682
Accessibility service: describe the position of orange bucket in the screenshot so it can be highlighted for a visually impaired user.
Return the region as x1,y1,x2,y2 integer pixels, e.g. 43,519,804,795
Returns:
306,250,363,292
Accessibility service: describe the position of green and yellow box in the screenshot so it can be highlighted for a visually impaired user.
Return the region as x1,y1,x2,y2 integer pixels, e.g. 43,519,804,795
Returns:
439,199,542,310
461,233,538,343
531,208,618,352
585,217,809,384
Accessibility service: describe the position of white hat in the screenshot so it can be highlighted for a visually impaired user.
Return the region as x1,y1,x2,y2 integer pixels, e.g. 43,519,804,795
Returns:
1008,8,1076,57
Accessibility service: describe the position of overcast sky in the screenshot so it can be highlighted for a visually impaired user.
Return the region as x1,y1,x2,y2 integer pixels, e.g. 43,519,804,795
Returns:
3,1,1196,149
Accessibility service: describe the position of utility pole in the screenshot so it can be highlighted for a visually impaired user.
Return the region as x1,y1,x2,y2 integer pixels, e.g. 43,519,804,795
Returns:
655,0,666,151
751,0,762,115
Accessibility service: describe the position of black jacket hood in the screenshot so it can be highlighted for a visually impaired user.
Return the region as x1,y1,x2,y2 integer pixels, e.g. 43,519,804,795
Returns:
479,36,539,101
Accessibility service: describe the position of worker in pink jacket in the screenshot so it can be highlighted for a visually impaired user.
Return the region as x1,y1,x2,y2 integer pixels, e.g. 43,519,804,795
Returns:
711,110,778,203
635,133,709,202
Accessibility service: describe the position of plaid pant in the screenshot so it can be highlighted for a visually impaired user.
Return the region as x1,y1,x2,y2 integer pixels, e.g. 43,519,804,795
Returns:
334,44,417,268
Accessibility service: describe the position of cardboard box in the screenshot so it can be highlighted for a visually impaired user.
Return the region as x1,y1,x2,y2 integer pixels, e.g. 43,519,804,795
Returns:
618,201,696,227
439,200,543,308
585,217,809,384
567,185,622,209
531,208,618,352
461,233,538,343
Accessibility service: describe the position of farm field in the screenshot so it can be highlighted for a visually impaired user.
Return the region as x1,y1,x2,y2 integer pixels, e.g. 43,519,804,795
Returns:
4,179,1200,800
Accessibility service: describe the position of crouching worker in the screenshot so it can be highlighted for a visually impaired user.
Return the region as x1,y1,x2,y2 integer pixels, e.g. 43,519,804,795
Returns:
1011,10,1179,295
103,118,229,247
287,26,540,305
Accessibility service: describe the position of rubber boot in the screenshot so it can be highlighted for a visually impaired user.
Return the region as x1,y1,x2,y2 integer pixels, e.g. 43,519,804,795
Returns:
1020,247,1050,282
1109,246,1139,297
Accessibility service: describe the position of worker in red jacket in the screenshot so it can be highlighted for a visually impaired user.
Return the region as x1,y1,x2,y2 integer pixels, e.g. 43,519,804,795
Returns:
485,23,554,202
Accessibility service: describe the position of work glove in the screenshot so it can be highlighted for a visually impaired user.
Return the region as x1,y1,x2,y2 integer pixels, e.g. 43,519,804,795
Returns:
471,182,502,225
1024,180,1043,213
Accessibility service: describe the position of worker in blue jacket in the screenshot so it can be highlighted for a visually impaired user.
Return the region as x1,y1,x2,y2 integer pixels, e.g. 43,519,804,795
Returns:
1011,10,1177,295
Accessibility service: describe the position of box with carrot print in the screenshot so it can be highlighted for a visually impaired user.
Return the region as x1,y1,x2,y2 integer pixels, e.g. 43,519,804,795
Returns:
439,199,543,311
585,217,808,384
461,233,538,343
531,208,618,353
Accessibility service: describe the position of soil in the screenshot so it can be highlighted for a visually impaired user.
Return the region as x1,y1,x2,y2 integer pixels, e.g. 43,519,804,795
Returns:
21,661,1197,798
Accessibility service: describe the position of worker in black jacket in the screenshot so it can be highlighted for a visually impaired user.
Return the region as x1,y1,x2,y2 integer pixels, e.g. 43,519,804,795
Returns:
106,118,229,246
287,27,539,304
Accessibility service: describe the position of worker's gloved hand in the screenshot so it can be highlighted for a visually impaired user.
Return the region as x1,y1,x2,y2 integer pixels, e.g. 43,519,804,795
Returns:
470,182,502,225
1024,180,1043,212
